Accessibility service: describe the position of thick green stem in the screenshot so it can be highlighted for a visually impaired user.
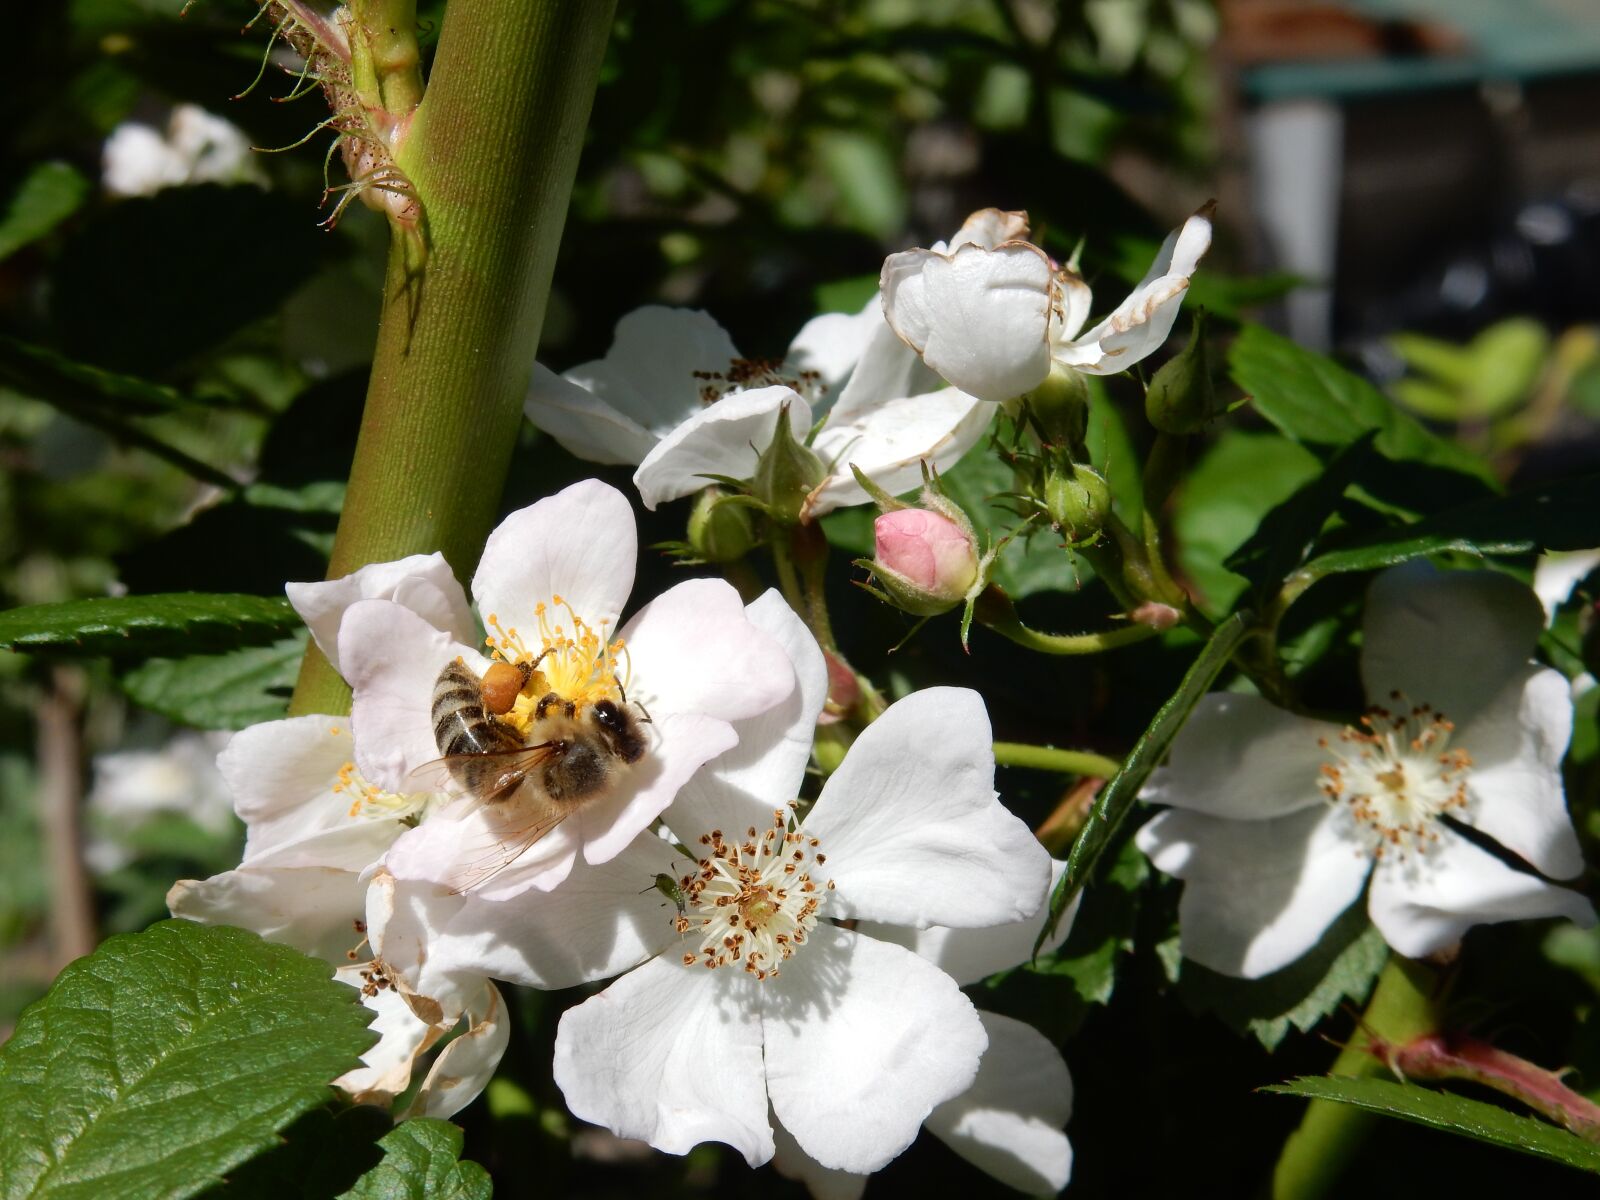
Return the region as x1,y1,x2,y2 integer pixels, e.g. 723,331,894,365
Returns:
290,0,617,715
1272,955,1444,1200
993,741,1120,777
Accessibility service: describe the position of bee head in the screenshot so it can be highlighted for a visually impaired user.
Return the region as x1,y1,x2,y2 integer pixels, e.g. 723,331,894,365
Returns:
591,698,648,764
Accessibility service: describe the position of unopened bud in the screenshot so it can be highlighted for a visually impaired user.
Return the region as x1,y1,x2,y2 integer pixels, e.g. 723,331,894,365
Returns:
1020,363,1089,448
687,488,758,563
1045,463,1110,541
820,649,862,725
752,402,825,526
1145,311,1221,434
870,505,979,615
1127,601,1181,630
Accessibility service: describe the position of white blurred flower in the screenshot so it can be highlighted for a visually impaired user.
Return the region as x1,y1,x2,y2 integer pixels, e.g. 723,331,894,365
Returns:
524,214,1017,517
1534,548,1598,701
367,594,1051,1175
333,479,795,895
167,716,505,1118
85,729,233,873
1137,563,1594,979
881,207,1212,403
103,105,262,197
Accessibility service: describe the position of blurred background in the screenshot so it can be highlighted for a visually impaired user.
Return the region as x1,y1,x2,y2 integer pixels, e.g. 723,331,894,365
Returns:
3,1,1600,1195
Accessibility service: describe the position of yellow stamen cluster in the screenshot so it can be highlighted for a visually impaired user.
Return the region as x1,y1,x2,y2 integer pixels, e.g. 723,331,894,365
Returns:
483,595,629,733
678,807,834,982
334,760,432,824
1318,691,1473,859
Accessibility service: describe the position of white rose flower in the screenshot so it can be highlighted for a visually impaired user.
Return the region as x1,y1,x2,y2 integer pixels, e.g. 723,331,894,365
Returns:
365,593,1052,1174
880,207,1212,403
167,716,505,1119
335,479,795,896
1136,563,1595,979
103,104,262,197
523,215,1018,517
85,729,234,873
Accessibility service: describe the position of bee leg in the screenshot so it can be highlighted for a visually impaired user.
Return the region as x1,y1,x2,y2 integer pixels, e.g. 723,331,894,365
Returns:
564,699,576,718
535,692,559,720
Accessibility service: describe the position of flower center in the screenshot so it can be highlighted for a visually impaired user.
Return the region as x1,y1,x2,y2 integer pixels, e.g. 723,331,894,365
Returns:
1318,692,1473,857
334,760,434,825
677,808,834,981
693,358,823,404
483,595,628,733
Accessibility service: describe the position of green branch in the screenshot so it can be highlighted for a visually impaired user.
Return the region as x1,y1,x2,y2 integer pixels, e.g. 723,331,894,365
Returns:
993,741,1120,778
290,0,617,715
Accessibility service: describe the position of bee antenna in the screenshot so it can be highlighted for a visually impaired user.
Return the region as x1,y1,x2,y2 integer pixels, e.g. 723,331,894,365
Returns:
615,676,653,724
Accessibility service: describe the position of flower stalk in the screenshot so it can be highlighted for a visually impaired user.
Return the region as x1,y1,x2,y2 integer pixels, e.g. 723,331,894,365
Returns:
1272,955,1445,1200
290,0,618,715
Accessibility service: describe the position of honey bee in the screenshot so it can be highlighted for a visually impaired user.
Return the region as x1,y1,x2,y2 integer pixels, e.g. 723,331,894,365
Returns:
412,655,649,892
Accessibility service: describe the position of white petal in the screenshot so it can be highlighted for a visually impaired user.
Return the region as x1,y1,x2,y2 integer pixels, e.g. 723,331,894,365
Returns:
1058,209,1212,375
1138,693,1333,820
881,243,1055,404
632,386,811,511
553,956,774,1166
1136,805,1372,979
771,1117,868,1200
564,306,741,435
665,591,826,841
803,688,1050,929
220,715,357,859
948,208,1031,250
472,479,638,633
333,971,434,1105
619,577,798,723
410,981,511,1119
1361,563,1544,725
1456,665,1583,879
787,299,883,406
764,925,985,1174
381,792,581,899
578,711,742,868
1534,549,1600,620
168,864,368,964
339,599,485,793
374,835,681,994
1367,828,1596,959
524,364,659,466
925,1011,1073,1195
856,860,1073,987
809,388,992,517
820,302,943,423
287,553,474,676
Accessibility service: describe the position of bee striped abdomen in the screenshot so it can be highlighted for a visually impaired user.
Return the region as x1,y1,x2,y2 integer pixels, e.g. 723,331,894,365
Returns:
433,660,523,757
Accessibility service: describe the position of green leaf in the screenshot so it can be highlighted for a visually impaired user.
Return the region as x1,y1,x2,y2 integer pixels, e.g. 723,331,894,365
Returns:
120,634,304,730
1033,836,1148,1012
0,163,89,262
1172,431,1323,616
1264,1075,1600,1175
338,1119,492,1200
1037,611,1255,952
1295,474,1600,586
0,595,299,658
0,920,376,1200
0,336,202,418
1177,908,1386,1050
1229,324,1494,485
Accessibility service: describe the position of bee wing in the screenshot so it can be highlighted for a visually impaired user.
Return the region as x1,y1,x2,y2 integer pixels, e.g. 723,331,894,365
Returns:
403,743,562,804
443,787,573,895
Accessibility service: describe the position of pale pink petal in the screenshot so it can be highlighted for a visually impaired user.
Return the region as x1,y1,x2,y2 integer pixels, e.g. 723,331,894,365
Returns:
287,552,474,677
764,926,985,1174
472,479,638,634
167,864,369,965
339,599,485,793
220,715,358,858
554,956,774,1166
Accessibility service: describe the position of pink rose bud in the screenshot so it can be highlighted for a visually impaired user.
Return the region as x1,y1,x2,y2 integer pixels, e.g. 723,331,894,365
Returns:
873,507,979,609
819,649,862,725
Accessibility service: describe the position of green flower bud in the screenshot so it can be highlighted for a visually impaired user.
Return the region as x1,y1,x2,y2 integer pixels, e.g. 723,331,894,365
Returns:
1144,311,1220,434
686,488,758,563
1045,463,1111,541
1020,363,1089,449
752,402,825,525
